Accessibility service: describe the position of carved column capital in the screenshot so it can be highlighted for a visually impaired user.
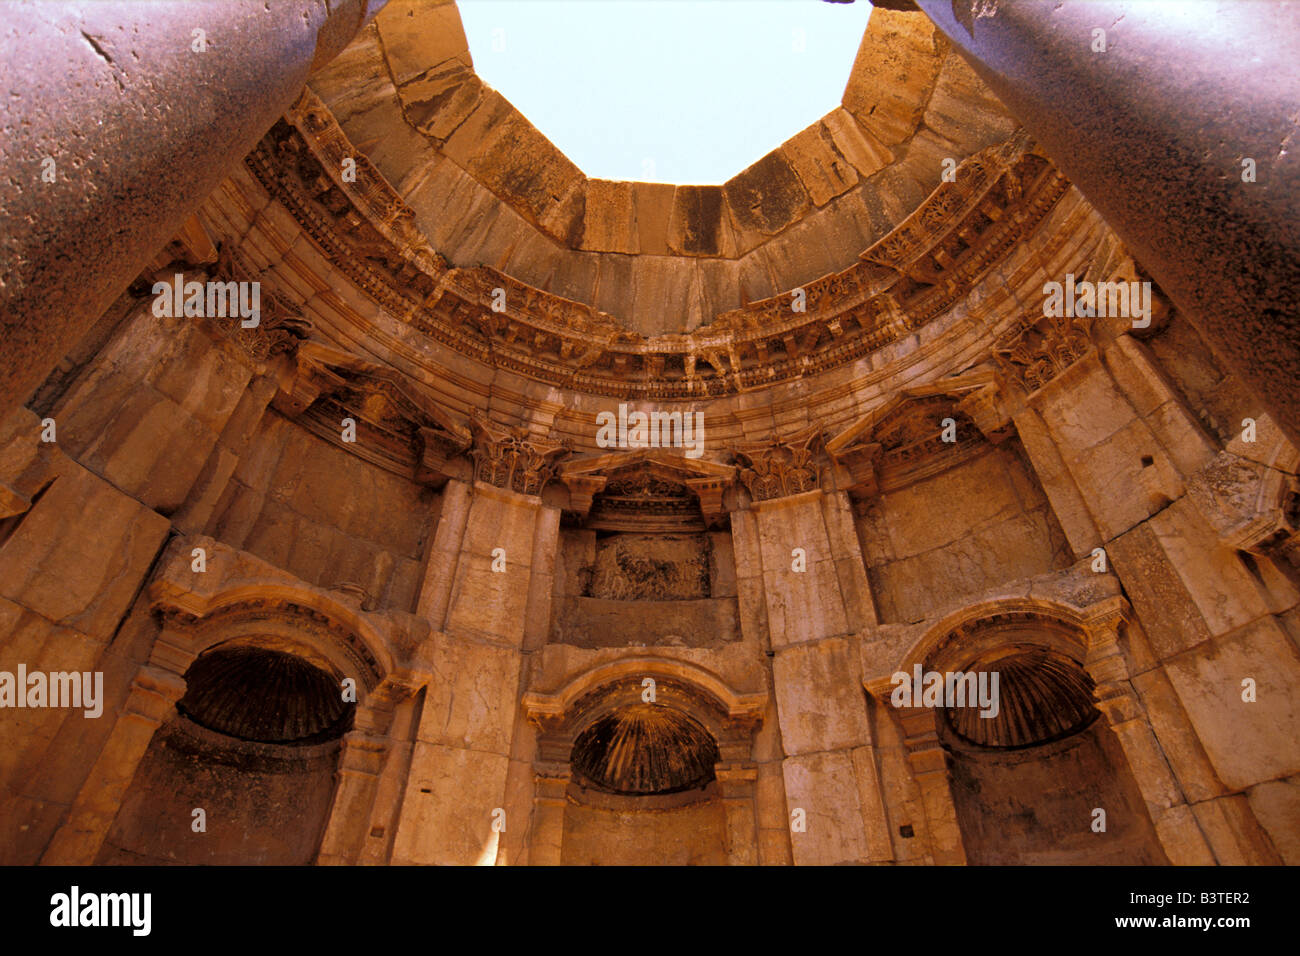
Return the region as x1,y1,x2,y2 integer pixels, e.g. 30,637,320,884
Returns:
733,425,823,502
469,413,570,496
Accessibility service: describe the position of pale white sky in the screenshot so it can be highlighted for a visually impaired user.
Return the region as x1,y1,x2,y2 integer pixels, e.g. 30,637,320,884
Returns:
456,0,870,185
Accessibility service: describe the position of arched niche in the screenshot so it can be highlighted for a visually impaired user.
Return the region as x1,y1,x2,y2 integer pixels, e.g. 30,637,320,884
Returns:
98,637,355,865
523,659,765,865
83,538,431,866
912,608,1167,865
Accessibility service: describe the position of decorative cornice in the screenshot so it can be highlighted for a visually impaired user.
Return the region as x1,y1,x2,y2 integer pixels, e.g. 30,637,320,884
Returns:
558,450,737,529
828,380,994,496
272,341,472,486
240,90,1071,399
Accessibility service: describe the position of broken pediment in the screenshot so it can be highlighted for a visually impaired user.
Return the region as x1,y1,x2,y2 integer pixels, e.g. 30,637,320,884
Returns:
560,450,736,531
828,376,1005,495
272,341,472,486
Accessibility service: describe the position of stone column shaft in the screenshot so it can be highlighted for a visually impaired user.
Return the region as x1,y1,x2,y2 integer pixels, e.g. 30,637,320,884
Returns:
0,0,386,417
40,664,186,864
528,769,569,867
916,0,1300,443
895,706,967,865
316,728,390,866
715,765,760,867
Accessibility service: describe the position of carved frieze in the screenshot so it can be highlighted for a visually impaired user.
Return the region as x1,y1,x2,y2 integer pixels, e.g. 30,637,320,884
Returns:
239,89,1072,399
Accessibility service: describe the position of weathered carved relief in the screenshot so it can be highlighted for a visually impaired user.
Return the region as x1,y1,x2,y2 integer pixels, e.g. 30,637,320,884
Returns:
733,426,823,501
209,245,314,361
134,233,314,364
469,413,570,496
582,533,713,602
1186,448,1300,556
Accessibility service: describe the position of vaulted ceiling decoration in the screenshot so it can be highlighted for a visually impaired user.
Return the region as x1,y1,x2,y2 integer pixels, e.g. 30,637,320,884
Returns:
242,91,1067,399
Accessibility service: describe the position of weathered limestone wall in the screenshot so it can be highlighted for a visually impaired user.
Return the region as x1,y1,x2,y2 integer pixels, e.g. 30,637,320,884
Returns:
209,411,439,613
1,0,1296,868
0,406,171,863
948,720,1166,865
96,718,340,865
856,441,1072,625
561,786,729,866
999,315,1300,865
389,479,558,864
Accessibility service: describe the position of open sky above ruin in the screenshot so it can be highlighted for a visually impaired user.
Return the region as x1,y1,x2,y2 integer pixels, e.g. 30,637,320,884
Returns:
458,0,870,184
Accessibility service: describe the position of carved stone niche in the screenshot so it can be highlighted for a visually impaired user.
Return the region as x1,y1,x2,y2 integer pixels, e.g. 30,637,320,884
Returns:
1186,446,1300,561
468,413,571,496
522,659,767,774
732,425,824,502
147,535,433,733
558,450,736,531
827,373,1007,500
272,340,472,487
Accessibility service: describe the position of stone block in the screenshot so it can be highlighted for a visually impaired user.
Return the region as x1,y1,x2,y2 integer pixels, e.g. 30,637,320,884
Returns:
581,179,638,253
377,0,471,87
782,750,871,864
780,121,860,207
392,743,510,865
1246,776,1300,864
0,466,168,639
1162,619,1300,791
773,637,869,753
417,638,521,753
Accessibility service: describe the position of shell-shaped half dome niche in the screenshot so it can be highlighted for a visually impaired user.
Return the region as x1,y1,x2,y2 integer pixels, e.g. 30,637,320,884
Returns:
177,645,355,745
944,648,1100,750
571,704,721,795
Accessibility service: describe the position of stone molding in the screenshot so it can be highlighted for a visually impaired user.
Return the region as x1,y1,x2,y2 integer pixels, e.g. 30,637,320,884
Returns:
243,91,1070,398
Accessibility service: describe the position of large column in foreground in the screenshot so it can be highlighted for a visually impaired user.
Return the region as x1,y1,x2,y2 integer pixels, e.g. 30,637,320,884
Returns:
0,0,386,417
915,0,1300,442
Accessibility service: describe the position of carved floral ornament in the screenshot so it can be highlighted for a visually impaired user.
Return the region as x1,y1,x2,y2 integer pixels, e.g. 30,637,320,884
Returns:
242,89,1071,399
992,309,1095,394
733,426,824,502
468,413,571,496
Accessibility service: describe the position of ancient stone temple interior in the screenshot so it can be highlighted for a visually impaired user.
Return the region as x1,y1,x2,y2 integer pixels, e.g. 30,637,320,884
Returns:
1,0,1297,868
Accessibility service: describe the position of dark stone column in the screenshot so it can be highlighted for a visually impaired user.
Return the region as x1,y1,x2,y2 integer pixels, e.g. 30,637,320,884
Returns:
916,0,1300,442
0,0,386,418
